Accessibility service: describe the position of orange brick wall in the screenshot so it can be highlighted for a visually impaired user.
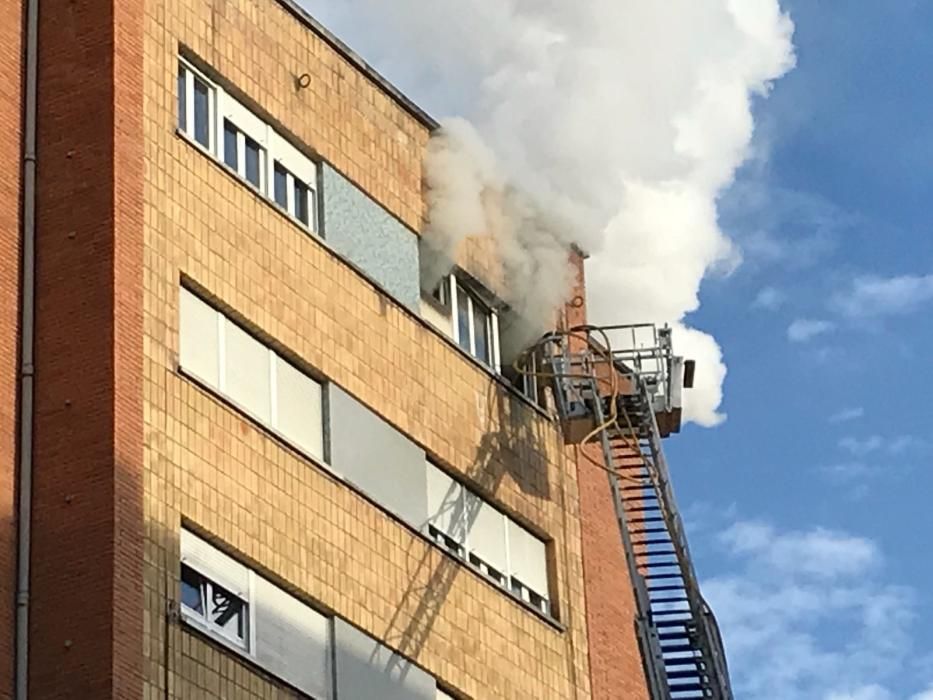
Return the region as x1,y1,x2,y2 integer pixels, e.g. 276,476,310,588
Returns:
142,2,593,698
0,1,651,697
28,0,144,697
565,252,650,700
0,0,22,697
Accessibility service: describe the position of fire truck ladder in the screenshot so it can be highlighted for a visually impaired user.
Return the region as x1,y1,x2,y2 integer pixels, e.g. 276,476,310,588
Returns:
538,325,732,700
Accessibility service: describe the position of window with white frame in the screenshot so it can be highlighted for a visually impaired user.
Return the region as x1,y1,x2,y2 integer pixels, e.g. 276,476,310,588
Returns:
271,132,318,230
181,563,250,649
179,530,333,699
424,462,551,615
432,274,500,370
178,62,214,150
176,57,319,232
178,287,325,461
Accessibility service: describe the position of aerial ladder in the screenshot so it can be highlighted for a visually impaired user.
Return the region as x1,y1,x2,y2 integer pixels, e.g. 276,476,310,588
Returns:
522,324,733,700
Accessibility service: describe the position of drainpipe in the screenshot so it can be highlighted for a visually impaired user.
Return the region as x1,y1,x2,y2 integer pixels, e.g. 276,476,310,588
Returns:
16,0,40,694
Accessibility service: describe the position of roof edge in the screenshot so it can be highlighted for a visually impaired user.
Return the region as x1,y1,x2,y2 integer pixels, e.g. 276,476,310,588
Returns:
278,0,441,132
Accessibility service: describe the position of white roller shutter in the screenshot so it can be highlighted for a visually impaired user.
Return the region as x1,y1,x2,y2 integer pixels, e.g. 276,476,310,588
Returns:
180,529,249,598
274,356,324,460
465,495,508,575
253,577,332,700
506,520,548,599
179,288,220,388
425,463,464,543
223,320,271,422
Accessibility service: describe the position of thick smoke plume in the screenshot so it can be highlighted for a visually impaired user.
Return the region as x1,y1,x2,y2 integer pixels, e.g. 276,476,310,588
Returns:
420,119,577,358
305,0,796,426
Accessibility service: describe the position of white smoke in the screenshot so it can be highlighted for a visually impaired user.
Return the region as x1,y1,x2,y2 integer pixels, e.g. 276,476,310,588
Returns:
304,0,796,427
420,119,575,356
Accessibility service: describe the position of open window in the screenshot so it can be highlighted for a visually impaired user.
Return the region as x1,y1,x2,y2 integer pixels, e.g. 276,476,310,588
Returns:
180,564,250,649
423,274,501,371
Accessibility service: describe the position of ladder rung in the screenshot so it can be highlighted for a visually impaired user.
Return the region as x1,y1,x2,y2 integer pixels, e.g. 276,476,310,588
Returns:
665,668,705,678
630,526,668,535
654,619,691,628
658,632,692,642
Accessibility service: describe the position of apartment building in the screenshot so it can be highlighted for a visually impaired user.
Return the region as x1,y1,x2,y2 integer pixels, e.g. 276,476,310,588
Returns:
0,0,730,698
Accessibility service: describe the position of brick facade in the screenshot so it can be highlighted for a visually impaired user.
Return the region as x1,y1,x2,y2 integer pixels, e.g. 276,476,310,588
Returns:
0,0,22,697
565,253,651,700
1,0,655,698
28,0,145,697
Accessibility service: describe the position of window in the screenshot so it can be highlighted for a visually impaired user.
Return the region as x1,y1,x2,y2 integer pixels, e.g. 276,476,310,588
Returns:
431,274,500,370
273,160,315,228
176,57,319,232
271,132,318,230
178,62,214,149
180,530,332,698
424,462,551,615
179,287,325,460
180,564,249,648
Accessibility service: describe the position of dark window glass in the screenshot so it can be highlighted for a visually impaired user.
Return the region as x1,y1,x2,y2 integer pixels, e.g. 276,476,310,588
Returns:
223,120,238,170
244,137,261,187
473,302,491,364
294,179,310,226
456,284,471,353
273,162,288,208
178,66,187,132
209,581,246,641
193,77,210,148
432,280,448,306
180,565,204,615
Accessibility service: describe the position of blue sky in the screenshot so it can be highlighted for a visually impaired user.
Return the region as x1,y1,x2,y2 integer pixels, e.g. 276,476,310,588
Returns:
302,2,931,697
670,2,933,698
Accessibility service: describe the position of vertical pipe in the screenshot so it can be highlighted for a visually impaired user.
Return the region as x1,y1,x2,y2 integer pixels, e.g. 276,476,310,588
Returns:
16,0,40,693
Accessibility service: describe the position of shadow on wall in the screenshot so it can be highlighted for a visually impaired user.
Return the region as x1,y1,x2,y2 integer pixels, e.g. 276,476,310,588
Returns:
380,375,553,680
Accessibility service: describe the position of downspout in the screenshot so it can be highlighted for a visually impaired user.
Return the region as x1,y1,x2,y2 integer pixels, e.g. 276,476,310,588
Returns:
16,0,40,694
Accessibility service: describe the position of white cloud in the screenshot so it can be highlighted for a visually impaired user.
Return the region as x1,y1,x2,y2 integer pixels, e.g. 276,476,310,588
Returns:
752,285,785,310
302,0,797,427
839,435,884,456
719,521,879,579
723,182,848,270
825,685,893,700
788,318,835,342
889,435,928,454
834,274,933,318
830,407,865,423
706,520,920,700
911,685,933,700
838,434,927,458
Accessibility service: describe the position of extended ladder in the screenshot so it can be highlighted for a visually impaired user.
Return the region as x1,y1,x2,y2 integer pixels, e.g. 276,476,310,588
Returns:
537,325,732,699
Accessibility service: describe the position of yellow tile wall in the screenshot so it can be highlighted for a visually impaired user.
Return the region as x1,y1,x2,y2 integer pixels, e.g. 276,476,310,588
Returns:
142,1,593,698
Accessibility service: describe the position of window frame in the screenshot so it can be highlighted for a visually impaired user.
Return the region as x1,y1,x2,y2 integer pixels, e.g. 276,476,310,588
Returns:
180,562,253,652
425,461,551,616
270,131,319,232
178,287,326,463
178,59,217,152
176,57,320,234
217,88,270,193
438,274,501,371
